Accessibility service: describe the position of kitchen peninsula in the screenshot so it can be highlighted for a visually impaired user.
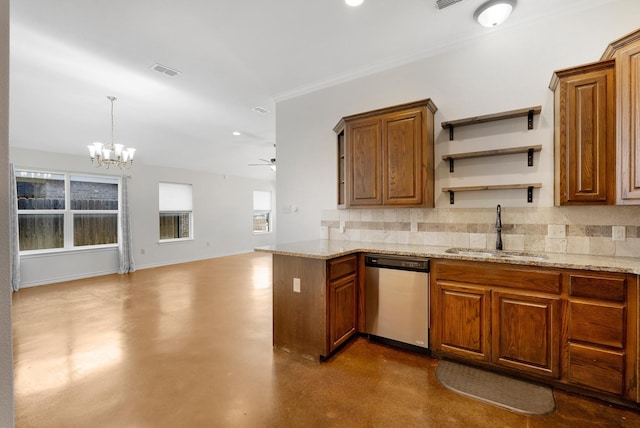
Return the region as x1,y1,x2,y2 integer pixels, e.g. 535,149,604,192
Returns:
256,240,640,407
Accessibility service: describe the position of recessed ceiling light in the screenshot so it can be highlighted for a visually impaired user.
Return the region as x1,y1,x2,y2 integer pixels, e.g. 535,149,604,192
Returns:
474,0,516,27
252,106,271,114
151,63,181,77
345,0,364,7
232,131,241,136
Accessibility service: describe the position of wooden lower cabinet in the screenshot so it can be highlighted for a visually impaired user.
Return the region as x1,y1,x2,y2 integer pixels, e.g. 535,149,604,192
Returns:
431,260,560,378
492,291,560,378
272,253,358,361
431,259,638,404
566,272,637,400
327,256,358,353
433,283,490,361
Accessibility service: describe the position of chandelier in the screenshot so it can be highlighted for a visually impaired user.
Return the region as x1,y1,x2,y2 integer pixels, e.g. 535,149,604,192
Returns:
88,96,136,169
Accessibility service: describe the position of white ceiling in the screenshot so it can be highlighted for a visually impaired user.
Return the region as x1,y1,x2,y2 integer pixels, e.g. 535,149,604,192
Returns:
9,0,605,180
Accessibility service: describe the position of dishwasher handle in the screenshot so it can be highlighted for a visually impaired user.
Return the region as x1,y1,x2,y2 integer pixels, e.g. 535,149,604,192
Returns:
364,254,430,273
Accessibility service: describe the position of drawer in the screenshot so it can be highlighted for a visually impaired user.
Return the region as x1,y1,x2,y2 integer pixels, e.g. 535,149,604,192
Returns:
433,260,561,294
569,301,625,348
328,255,358,281
568,343,624,395
569,274,626,302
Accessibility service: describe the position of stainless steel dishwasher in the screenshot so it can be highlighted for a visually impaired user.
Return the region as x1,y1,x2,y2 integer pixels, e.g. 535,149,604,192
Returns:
364,254,430,354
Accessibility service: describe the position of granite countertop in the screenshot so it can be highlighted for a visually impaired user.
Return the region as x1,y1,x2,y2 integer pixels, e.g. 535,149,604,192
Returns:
255,240,640,275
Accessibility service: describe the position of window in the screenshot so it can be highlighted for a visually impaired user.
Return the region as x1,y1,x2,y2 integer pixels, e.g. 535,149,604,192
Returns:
159,182,193,241
16,170,119,252
253,190,272,233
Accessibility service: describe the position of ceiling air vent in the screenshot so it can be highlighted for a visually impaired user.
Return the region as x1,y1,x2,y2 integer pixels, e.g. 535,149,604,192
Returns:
252,106,271,114
436,0,464,10
151,63,181,77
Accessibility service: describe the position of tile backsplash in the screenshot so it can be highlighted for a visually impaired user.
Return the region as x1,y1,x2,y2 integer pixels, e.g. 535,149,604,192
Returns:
321,206,640,258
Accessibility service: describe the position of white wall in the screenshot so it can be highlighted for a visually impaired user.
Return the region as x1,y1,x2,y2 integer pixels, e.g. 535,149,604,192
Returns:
275,0,640,244
0,0,14,424
11,148,276,287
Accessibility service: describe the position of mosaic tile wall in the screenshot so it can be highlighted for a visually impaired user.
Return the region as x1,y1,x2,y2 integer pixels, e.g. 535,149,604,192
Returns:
320,206,640,258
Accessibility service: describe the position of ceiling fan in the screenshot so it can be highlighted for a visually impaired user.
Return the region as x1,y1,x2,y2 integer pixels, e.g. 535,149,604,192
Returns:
249,158,276,171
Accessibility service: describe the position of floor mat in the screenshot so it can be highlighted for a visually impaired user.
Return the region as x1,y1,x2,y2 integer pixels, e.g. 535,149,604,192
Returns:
435,360,556,415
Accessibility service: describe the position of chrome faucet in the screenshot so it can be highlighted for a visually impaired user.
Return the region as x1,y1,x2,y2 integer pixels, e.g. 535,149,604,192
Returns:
496,204,503,250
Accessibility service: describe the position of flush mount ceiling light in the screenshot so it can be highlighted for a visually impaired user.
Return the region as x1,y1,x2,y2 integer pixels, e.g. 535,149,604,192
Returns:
474,0,516,28
345,0,364,7
88,96,136,169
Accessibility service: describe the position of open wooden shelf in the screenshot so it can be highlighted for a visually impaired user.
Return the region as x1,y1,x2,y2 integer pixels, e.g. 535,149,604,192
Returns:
441,183,542,204
441,106,542,140
442,144,542,172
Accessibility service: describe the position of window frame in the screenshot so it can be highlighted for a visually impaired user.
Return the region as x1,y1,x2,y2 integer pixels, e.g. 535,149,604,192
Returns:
158,182,193,243
15,169,121,255
252,190,273,234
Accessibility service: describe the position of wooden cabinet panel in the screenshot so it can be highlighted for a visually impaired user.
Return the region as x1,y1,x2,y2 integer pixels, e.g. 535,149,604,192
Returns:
435,283,491,361
569,301,625,348
551,60,615,205
328,274,357,352
337,129,346,207
616,38,640,203
348,118,383,206
569,274,626,301
328,255,358,282
327,255,358,353
492,291,560,378
272,255,327,360
434,260,561,294
383,110,424,205
568,343,625,395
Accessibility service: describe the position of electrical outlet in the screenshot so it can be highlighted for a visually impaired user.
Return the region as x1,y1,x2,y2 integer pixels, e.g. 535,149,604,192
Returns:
339,220,345,233
293,277,301,293
612,225,626,241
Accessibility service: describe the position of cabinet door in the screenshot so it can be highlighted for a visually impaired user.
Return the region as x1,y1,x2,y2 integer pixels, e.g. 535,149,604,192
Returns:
492,291,560,378
617,41,640,203
347,118,383,206
555,61,615,205
328,274,357,352
431,281,491,362
382,109,424,205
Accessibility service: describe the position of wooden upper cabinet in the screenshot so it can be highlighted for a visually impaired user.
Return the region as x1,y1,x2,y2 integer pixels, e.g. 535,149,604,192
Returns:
347,117,383,206
602,29,640,204
550,60,616,205
383,109,428,205
334,99,437,208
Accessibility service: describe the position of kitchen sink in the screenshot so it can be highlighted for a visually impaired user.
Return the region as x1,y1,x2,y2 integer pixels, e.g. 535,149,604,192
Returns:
445,247,548,261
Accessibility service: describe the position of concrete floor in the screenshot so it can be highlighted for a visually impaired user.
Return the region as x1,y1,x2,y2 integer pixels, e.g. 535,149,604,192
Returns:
12,252,640,427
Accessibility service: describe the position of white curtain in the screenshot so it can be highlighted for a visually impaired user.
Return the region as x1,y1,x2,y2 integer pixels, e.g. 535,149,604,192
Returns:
9,164,20,291
118,175,135,274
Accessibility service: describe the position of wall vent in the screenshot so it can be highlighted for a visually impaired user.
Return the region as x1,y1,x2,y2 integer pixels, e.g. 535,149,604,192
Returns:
436,0,464,10
151,63,181,77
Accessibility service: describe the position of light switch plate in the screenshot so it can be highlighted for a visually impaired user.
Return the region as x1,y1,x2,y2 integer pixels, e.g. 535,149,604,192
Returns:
293,277,301,293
